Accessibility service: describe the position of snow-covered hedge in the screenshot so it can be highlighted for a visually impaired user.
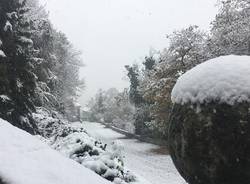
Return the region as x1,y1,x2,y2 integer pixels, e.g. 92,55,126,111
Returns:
172,55,250,105
169,55,250,184
33,109,136,183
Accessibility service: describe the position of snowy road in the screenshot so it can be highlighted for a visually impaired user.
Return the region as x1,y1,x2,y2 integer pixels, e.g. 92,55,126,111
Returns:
83,122,186,184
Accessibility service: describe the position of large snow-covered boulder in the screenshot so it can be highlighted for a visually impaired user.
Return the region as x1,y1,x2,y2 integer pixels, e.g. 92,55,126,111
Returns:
169,55,250,184
0,118,111,184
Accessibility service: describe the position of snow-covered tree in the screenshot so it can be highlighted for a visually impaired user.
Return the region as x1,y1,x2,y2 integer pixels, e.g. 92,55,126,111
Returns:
52,31,85,116
0,0,38,133
125,64,144,106
209,0,250,56
0,0,85,133
88,88,135,132
167,25,208,69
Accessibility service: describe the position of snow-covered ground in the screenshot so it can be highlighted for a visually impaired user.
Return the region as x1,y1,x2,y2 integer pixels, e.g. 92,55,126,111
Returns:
0,119,111,184
83,122,187,184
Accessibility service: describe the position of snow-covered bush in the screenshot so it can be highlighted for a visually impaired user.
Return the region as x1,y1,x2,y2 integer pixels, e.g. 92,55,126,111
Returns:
51,123,136,182
33,108,136,183
33,107,65,138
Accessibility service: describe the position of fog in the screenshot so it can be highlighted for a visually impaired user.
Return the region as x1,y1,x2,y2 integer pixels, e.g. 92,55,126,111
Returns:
40,0,218,105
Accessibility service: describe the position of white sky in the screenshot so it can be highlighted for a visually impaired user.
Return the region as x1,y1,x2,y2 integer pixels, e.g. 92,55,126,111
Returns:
40,0,218,106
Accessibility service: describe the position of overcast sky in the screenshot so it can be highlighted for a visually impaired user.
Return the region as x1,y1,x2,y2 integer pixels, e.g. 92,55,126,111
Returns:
40,0,218,106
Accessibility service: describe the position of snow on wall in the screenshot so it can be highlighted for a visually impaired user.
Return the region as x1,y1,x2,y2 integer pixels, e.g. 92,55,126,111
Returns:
0,119,111,184
171,55,250,105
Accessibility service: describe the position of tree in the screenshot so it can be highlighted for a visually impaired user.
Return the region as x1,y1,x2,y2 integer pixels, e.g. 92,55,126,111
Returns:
52,31,84,116
167,25,208,69
209,0,250,56
125,64,144,106
0,0,39,133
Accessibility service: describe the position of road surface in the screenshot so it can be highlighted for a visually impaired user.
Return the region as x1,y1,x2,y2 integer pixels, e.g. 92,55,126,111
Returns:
83,122,186,184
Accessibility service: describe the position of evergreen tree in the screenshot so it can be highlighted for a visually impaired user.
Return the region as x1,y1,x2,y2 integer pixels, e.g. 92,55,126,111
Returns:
125,64,143,106
0,0,38,133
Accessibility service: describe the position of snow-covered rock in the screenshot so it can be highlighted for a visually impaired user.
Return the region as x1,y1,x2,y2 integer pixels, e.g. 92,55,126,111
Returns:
0,118,111,184
172,55,250,105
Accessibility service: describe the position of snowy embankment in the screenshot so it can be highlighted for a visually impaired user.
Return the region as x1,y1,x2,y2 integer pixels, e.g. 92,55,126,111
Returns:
83,122,187,184
0,118,111,184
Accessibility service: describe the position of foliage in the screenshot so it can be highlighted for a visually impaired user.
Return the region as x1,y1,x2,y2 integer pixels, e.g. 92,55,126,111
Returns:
113,0,250,140
0,0,38,133
0,0,84,133
88,88,135,133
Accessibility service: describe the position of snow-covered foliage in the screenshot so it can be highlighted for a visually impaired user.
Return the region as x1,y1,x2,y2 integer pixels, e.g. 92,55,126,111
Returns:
3,21,12,32
167,25,208,68
33,107,65,138
120,0,250,139
210,0,250,56
0,0,40,134
0,95,10,102
51,124,136,183
0,0,85,132
6,12,18,19
172,55,250,105
122,26,209,137
18,36,33,45
0,50,6,57
33,109,136,183
88,88,135,133
0,118,111,184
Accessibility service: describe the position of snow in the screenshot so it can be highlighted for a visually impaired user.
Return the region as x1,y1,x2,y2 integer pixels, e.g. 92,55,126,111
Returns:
0,95,10,102
0,50,6,58
0,118,111,184
171,55,250,105
4,21,12,32
19,36,33,45
17,79,23,88
6,12,18,19
83,122,186,184
50,122,135,183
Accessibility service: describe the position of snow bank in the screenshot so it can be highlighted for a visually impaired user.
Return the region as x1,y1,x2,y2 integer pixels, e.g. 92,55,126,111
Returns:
171,55,250,105
0,119,111,184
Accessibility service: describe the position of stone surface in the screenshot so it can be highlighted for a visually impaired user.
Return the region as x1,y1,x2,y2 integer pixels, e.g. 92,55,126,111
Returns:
169,102,250,184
